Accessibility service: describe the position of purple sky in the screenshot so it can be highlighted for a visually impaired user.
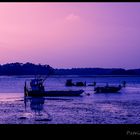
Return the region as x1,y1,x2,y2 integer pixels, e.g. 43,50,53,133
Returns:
0,2,140,68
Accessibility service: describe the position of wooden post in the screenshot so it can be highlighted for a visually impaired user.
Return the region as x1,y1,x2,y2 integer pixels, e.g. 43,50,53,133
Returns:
24,81,27,97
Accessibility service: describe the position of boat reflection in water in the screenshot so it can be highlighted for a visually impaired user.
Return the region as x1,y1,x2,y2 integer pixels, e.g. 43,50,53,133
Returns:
30,97,45,115
24,97,52,121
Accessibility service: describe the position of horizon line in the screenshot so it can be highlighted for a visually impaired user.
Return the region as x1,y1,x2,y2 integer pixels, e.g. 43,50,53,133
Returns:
0,62,140,70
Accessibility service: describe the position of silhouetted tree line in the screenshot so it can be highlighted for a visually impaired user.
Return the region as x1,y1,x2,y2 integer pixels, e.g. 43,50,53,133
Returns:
0,63,140,75
54,68,140,75
0,62,54,75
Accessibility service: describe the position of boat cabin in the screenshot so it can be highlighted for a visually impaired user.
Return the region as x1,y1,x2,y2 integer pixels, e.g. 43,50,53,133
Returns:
30,79,45,92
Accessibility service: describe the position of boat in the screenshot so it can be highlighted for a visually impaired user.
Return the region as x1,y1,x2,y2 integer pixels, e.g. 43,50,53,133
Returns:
65,79,86,87
24,78,84,97
65,79,75,86
94,85,122,93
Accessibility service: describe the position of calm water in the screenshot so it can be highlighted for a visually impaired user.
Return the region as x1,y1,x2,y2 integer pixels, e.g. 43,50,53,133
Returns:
0,75,140,124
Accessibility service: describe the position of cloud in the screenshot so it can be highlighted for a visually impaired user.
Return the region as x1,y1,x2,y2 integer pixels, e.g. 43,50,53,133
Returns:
65,13,80,22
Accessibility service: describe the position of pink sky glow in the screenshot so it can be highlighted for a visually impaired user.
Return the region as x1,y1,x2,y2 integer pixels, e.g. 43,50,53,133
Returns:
0,2,140,68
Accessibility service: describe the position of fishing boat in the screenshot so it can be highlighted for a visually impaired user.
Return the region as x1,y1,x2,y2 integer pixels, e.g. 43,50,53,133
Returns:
24,78,84,97
94,85,122,93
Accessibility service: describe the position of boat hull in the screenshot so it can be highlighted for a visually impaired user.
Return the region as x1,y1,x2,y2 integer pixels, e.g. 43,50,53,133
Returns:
94,86,121,93
25,90,84,97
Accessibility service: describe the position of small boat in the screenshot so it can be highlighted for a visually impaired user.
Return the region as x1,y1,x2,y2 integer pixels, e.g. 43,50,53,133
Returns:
65,79,75,86
65,79,86,87
94,85,122,93
24,78,84,97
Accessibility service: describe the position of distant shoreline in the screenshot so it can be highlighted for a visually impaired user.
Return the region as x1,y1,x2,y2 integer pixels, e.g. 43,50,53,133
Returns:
1,62,140,76
0,75,140,78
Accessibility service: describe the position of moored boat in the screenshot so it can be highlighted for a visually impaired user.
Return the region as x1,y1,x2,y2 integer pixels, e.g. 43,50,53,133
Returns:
65,79,86,87
24,78,84,97
94,85,122,93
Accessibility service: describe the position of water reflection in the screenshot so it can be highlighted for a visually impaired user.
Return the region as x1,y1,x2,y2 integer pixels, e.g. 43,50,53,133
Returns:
30,97,45,115
24,96,51,121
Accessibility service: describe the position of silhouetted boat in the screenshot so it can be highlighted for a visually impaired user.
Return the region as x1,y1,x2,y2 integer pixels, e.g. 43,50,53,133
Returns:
24,78,84,97
94,85,122,93
65,79,86,87
65,79,75,86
